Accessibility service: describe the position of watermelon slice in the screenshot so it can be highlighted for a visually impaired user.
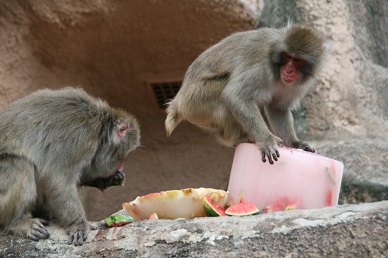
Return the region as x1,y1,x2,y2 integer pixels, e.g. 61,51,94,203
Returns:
265,196,300,212
325,189,333,207
104,214,134,227
326,165,337,184
225,202,260,216
122,188,228,220
149,213,159,220
202,195,226,216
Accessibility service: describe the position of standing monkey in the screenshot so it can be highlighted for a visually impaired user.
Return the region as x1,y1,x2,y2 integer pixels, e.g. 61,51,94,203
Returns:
0,87,140,245
166,24,327,164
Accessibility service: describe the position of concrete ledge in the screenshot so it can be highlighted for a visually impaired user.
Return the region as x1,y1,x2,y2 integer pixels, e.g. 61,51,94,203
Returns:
1,201,387,257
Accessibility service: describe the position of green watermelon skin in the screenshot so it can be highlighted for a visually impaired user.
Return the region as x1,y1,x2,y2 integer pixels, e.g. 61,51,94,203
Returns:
104,214,134,227
225,202,260,216
202,195,226,216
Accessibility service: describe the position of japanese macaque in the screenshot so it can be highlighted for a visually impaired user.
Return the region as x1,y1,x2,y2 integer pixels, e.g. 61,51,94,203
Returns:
166,24,327,164
0,87,140,245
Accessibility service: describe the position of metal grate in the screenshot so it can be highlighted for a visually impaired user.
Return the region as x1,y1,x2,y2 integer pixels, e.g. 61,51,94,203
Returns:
149,81,181,109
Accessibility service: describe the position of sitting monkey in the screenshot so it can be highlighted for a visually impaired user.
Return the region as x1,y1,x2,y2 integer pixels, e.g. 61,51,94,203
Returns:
0,87,140,246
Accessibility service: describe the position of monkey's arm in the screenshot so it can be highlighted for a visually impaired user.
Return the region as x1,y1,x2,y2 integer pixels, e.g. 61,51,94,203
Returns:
265,105,315,152
221,71,281,164
81,171,125,192
47,180,90,246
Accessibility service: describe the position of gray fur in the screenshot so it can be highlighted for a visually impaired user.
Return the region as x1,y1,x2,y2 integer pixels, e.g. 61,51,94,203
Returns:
165,24,326,164
0,87,140,245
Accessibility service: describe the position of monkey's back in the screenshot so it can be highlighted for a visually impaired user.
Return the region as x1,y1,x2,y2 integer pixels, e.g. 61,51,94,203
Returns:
0,88,107,168
169,28,285,118
184,27,284,84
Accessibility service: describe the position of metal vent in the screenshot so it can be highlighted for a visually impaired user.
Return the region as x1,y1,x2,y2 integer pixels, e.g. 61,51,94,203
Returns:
148,81,182,109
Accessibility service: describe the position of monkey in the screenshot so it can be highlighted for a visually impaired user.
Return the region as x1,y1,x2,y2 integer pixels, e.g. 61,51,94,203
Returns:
165,24,327,164
0,87,140,246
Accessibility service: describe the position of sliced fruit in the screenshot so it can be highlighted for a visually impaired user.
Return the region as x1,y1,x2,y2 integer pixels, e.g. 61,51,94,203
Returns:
149,213,159,220
122,188,228,220
270,196,300,211
325,189,333,207
261,206,272,214
104,214,134,227
285,205,296,210
225,202,260,216
325,164,337,184
202,195,226,217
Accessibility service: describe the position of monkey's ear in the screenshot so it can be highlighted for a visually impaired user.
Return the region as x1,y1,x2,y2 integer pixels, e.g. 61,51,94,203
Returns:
116,121,129,138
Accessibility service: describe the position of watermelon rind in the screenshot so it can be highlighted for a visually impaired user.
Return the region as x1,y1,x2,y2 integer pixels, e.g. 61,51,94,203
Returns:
122,188,228,220
149,213,159,220
202,195,226,216
104,214,134,227
225,202,260,216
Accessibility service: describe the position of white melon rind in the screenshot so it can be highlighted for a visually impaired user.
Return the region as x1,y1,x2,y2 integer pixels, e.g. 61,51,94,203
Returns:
122,188,228,220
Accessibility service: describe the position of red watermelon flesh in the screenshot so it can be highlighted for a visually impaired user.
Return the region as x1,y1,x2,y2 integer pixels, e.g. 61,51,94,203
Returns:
149,213,159,220
225,202,260,216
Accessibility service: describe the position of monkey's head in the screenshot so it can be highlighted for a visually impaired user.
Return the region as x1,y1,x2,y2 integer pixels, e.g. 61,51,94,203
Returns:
272,25,326,85
82,108,141,182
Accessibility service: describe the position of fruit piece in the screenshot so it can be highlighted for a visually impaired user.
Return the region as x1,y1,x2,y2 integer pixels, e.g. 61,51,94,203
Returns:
149,213,159,220
122,188,228,220
104,214,134,227
270,196,300,211
225,202,260,216
325,189,333,207
202,195,226,216
261,206,272,214
326,164,337,184
285,205,296,210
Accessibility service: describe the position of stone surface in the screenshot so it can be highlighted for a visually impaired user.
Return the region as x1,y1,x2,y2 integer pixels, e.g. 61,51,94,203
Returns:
1,201,387,257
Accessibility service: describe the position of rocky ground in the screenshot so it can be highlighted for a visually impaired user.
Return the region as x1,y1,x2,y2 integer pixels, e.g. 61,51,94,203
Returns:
1,201,387,257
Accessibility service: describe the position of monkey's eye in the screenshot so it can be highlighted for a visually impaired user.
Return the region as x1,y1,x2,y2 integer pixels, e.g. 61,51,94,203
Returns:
283,53,305,67
293,57,304,65
283,53,292,62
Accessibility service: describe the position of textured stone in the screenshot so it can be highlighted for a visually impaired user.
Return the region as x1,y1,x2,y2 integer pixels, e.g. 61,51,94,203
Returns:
1,201,387,257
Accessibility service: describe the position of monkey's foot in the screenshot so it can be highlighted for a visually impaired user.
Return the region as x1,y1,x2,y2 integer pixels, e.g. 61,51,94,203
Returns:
68,224,90,246
27,219,50,241
291,141,316,153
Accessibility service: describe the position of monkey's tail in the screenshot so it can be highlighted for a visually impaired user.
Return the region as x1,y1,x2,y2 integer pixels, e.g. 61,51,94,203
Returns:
165,101,182,136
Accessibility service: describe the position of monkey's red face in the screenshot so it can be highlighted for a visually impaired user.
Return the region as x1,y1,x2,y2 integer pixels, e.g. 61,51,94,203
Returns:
281,53,305,84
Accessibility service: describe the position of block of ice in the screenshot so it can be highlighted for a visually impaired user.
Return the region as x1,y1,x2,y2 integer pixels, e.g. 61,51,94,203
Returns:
227,143,344,211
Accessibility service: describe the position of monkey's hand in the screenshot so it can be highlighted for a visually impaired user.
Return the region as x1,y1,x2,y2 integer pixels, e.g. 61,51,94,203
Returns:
260,136,282,165
291,141,316,153
68,223,90,246
81,170,125,192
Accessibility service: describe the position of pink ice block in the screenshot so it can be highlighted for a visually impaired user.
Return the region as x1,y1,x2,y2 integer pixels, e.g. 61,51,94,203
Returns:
226,143,344,211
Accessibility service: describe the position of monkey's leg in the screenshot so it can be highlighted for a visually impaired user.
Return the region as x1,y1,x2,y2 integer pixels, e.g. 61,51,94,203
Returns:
265,105,315,153
221,90,281,164
0,155,50,241
81,170,125,191
213,115,251,147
